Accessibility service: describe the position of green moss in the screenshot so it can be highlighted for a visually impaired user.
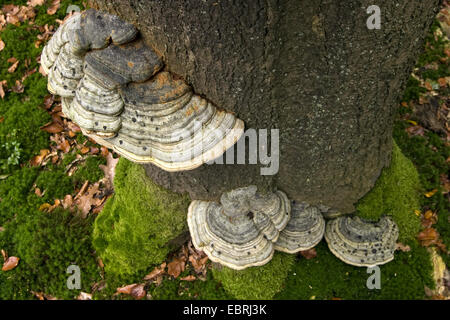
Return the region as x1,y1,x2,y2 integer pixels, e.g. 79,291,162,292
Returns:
148,272,232,300
212,252,295,300
356,142,422,242
92,158,190,276
276,241,434,300
72,155,105,184
0,166,39,224
61,152,77,167
394,123,450,266
35,166,74,201
0,208,101,300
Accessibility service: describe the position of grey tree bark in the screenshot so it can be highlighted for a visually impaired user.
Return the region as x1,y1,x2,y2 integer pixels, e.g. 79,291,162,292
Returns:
91,0,440,213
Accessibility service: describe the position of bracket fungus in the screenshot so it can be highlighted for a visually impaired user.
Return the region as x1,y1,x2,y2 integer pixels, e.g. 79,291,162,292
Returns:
187,186,291,270
41,9,244,171
324,215,399,267
274,202,325,253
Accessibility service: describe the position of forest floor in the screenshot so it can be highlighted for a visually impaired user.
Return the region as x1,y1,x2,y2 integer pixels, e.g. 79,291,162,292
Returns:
0,0,448,300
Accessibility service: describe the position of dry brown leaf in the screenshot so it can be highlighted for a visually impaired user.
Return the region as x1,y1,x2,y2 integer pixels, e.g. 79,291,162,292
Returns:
77,292,92,300
1,249,7,261
395,242,411,252
116,283,146,299
27,0,46,7
100,146,109,157
116,284,135,295
11,80,24,93
43,95,54,109
2,256,19,271
40,121,63,133
76,182,102,218
167,257,186,278
189,255,208,273
47,0,60,15
99,152,119,190
21,67,36,82
144,262,166,281
180,275,196,281
438,77,447,87
8,60,19,73
130,284,146,299
80,146,89,154
299,248,317,260
406,125,425,136
0,39,4,51
0,80,6,99
74,180,89,200
418,227,439,242
62,194,73,209
30,148,50,166
0,14,5,29
34,187,42,197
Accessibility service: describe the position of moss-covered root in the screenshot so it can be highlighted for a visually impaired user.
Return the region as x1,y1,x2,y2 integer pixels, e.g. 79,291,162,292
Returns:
92,158,190,276
356,142,422,242
212,252,295,300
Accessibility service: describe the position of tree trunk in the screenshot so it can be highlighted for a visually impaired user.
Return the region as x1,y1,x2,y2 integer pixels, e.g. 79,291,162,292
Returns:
91,0,440,213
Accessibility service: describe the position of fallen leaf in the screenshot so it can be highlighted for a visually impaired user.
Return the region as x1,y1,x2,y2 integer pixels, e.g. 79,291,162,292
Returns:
34,187,42,197
425,189,438,198
0,80,6,99
31,291,44,300
180,275,196,281
39,203,52,211
43,95,54,109
76,182,102,218
8,60,19,73
74,180,89,200
47,0,60,15
27,0,46,7
188,255,208,273
167,257,185,278
77,292,92,300
418,228,439,242
80,146,89,154
57,138,70,153
30,148,50,166
40,121,63,133
100,146,109,157
395,242,411,252
144,262,166,281
99,152,119,190
406,125,425,136
299,248,317,259
11,80,24,93
21,67,36,82
0,39,4,51
116,283,146,299
2,256,19,271
130,284,146,299
116,284,135,295
62,194,73,209
438,77,447,87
